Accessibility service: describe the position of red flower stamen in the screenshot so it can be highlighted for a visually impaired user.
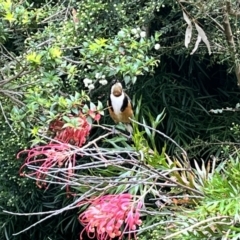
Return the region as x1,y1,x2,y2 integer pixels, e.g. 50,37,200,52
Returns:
50,113,92,147
78,194,142,240
18,110,98,190
18,143,74,188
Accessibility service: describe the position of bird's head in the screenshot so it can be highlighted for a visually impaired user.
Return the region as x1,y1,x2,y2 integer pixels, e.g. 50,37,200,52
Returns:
111,79,123,96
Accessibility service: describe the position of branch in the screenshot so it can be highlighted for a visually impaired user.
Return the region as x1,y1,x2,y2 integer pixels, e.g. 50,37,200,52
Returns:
0,69,33,87
0,89,23,96
39,9,67,24
206,13,224,32
130,118,188,161
62,56,81,64
9,80,42,89
223,8,236,52
222,2,240,86
0,101,18,136
5,183,104,236
164,215,232,239
138,161,203,196
226,1,240,17
0,91,24,106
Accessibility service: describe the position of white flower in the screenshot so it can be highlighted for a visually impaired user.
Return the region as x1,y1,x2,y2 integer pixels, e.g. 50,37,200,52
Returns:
99,79,108,85
135,33,140,38
95,72,101,79
118,30,125,37
83,78,92,86
88,83,95,90
101,75,106,79
131,28,138,35
154,43,161,50
140,31,146,38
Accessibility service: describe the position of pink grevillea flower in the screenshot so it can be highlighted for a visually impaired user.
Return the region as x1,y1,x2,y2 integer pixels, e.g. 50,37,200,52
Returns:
18,111,97,189
49,113,92,147
18,109,100,190
78,194,143,240
17,143,75,188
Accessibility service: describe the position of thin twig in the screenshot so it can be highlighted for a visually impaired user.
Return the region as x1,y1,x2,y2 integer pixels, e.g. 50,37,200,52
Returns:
138,161,204,196
8,183,104,236
1,91,25,106
130,118,188,159
0,101,18,136
62,56,81,64
164,215,231,239
0,70,32,87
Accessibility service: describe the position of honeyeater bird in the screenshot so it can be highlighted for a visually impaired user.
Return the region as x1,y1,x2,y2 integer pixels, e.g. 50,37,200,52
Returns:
107,80,133,135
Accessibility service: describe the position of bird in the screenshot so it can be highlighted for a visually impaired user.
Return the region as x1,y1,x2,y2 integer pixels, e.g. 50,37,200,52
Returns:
107,80,134,136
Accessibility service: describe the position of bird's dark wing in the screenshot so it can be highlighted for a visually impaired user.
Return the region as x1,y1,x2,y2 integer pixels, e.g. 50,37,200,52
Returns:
121,94,131,112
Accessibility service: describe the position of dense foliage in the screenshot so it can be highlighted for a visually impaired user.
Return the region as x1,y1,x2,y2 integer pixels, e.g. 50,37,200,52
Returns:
1,0,240,240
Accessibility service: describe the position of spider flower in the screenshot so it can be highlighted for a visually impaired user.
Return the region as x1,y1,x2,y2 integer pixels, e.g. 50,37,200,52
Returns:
49,113,92,147
18,109,98,189
18,114,90,188
78,194,142,240
18,143,75,188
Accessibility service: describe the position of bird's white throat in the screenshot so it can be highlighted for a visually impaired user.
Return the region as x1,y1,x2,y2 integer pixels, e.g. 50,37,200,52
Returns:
110,93,124,114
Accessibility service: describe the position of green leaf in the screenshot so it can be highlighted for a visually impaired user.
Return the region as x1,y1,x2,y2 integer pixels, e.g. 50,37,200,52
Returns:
123,75,131,84
90,102,96,110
